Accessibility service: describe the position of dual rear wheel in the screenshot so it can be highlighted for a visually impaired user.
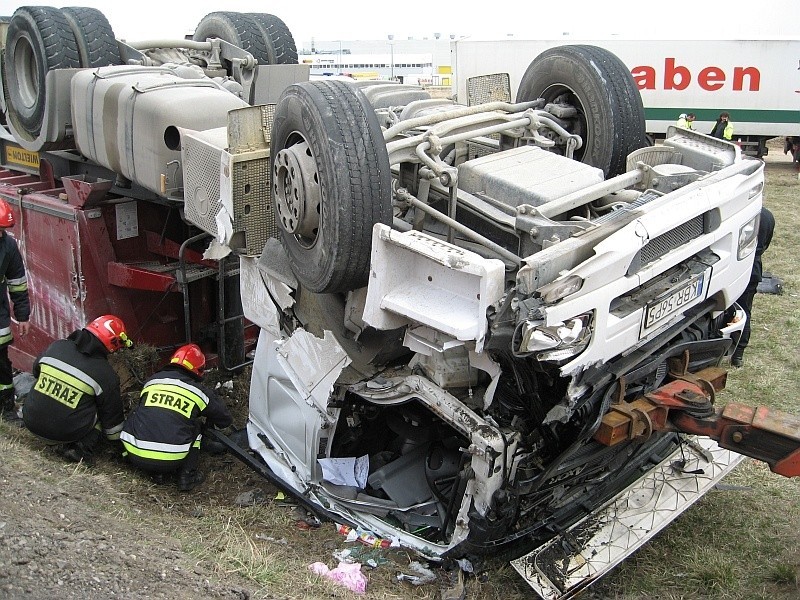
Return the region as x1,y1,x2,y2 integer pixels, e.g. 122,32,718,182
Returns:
192,11,298,65
3,7,300,140
4,5,120,138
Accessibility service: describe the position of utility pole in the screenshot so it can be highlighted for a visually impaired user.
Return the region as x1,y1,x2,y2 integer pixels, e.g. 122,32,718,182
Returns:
388,34,394,80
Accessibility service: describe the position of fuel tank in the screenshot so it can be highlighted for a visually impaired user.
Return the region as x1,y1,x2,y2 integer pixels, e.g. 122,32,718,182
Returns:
70,65,247,196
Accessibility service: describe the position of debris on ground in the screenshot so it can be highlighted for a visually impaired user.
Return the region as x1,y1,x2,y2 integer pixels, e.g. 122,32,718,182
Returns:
309,560,367,594
333,546,391,568
396,560,437,586
233,488,267,507
336,523,398,548
293,506,322,529
440,567,466,600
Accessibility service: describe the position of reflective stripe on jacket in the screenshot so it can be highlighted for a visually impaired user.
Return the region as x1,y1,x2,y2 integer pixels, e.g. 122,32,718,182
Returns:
121,366,232,464
0,231,30,342
23,331,123,442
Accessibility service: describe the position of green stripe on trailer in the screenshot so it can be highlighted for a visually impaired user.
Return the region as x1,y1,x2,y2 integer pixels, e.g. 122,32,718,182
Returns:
645,108,800,124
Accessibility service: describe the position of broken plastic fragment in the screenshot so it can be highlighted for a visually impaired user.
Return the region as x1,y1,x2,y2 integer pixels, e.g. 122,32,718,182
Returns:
396,561,437,586
456,558,474,573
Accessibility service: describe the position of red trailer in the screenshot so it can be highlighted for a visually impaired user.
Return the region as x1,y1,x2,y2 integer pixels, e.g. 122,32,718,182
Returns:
0,160,247,372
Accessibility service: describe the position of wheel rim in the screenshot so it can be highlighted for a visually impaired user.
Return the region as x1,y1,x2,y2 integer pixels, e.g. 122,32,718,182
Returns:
539,83,589,161
11,35,39,112
274,139,321,249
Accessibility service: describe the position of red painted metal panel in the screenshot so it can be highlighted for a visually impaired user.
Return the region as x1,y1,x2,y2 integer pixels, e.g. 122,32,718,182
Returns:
0,179,186,370
107,262,177,292
0,166,252,373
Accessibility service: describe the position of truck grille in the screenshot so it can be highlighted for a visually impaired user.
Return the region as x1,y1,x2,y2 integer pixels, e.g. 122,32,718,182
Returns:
627,215,705,275
465,74,510,160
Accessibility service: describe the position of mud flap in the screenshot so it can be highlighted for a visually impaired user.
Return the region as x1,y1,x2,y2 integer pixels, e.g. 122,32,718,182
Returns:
510,436,744,599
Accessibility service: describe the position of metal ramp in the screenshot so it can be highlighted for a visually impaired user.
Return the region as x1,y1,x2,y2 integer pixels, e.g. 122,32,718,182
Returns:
511,436,744,599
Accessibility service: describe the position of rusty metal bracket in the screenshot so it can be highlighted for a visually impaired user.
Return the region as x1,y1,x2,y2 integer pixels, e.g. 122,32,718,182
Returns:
668,352,718,406
608,402,654,441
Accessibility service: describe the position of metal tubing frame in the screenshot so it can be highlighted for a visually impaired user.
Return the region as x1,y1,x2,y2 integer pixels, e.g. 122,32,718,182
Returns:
216,255,253,373
397,189,522,266
177,232,212,343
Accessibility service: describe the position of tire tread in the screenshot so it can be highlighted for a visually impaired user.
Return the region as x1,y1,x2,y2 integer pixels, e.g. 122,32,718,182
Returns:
193,11,270,65
517,44,647,177
272,80,391,293
246,13,298,64
61,6,121,68
5,5,80,136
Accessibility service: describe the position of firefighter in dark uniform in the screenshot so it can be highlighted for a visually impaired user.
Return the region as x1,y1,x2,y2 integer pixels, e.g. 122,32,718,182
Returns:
0,199,31,426
22,315,132,462
121,344,232,491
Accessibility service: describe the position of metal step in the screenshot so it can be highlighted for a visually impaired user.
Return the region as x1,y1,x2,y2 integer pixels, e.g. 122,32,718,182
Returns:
511,436,745,599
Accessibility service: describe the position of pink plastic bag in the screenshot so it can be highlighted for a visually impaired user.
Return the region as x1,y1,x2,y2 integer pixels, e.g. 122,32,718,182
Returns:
309,561,367,594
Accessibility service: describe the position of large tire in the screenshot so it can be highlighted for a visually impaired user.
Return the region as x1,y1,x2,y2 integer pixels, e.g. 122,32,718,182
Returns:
246,13,298,64
271,80,392,294
517,45,648,177
61,6,122,68
4,6,80,138
192,11,270,65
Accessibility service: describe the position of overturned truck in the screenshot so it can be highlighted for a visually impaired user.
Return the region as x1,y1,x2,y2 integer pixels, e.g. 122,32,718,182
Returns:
0,6,798,599
239,56,800,597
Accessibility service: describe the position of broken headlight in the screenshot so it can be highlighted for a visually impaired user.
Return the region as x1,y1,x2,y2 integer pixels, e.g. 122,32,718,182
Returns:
537,274,584,303
737,213,759,260
517,312,593,361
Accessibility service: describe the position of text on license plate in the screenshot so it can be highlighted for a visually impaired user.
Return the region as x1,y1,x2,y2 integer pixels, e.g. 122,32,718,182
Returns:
643,273,705,334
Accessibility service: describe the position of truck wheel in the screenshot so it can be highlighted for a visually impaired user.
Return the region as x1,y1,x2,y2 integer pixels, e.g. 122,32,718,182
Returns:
4,6,80,138
517,45,648,177
193,12,270,65
61,6,122,68
246,13,298,64
271,80,392,294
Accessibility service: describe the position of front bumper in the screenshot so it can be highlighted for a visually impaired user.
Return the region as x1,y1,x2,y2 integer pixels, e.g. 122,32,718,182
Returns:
511,436,744,599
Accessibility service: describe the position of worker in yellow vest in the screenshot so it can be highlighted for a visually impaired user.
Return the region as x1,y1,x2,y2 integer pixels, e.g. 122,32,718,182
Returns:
676,113,696,130
710,112,734,140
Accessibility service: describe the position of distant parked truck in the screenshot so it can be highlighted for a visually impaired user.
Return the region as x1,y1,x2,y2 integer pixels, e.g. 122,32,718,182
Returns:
451,38,800,157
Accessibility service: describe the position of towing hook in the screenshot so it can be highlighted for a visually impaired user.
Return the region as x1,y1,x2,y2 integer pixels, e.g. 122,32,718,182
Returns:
594,367,800,478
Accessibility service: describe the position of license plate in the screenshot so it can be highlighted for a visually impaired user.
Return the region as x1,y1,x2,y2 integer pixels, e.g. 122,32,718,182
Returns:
641,272,705,335
4,143,40,170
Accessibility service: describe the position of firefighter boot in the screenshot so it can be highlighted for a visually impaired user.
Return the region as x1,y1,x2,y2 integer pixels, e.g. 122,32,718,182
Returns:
731,347,745,368
0,389,22,427
177,469,205,492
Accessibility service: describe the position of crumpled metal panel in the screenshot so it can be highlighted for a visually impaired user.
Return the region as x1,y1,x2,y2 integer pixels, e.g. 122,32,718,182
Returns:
511,436,745,599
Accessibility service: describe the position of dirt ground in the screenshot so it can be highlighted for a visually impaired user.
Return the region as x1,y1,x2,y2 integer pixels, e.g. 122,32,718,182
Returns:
0,362,261,600
0,441,254,600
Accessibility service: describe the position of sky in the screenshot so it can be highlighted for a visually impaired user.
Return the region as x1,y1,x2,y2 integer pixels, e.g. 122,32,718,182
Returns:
0,0,798,48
